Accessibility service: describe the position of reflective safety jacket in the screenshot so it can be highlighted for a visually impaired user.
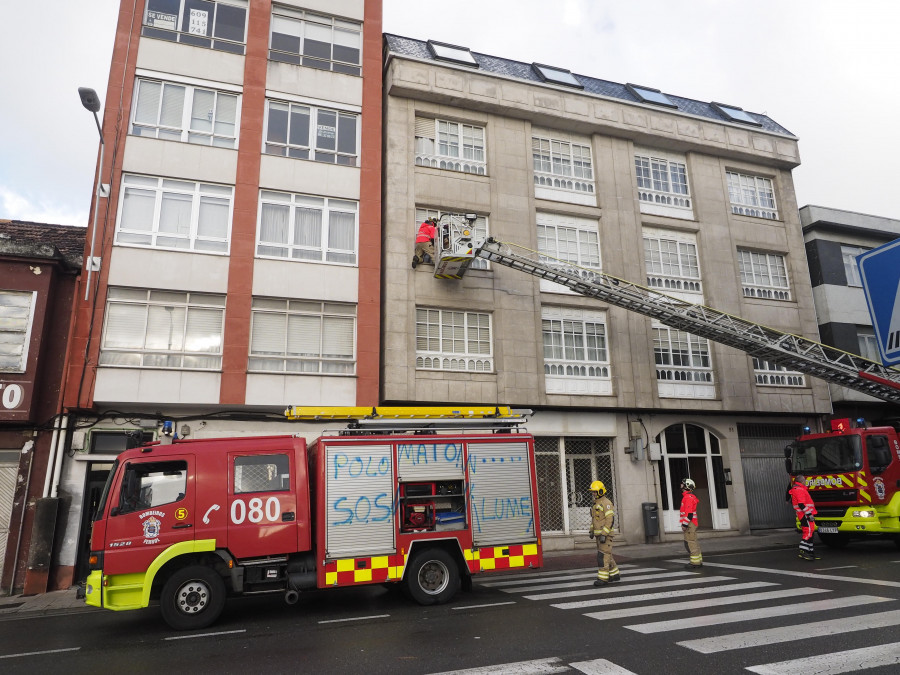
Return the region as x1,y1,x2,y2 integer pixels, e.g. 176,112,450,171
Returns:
416,222,437,243
679,491,699,527
789,480,817,518
591,495,615,536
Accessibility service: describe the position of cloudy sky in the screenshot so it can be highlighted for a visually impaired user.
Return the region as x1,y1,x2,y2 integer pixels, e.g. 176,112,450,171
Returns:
2,0,899,226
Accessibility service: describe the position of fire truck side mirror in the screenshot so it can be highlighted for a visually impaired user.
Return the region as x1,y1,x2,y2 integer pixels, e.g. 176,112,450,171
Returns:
784,458,792,474
783,445,793,459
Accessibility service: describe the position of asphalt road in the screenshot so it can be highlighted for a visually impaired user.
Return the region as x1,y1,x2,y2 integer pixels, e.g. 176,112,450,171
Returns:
1,542,899,674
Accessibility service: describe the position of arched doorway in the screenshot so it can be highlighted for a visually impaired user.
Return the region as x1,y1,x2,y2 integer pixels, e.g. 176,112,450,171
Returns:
655,423,729,532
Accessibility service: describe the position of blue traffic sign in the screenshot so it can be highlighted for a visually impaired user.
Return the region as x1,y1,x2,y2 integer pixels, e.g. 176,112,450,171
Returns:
857,238,900,367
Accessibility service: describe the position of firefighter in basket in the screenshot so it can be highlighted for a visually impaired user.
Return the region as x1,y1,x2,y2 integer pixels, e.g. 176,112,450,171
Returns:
411,217,437,268
589,480,620,585
679,478,703,569
787,474,819,560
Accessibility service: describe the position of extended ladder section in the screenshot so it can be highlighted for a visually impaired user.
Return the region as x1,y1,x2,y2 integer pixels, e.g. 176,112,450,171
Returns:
284,405,531,431
475,238,900,404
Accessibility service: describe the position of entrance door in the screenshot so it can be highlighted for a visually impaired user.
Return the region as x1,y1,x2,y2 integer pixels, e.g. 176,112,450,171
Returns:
565,455,595,532
74,463,115,583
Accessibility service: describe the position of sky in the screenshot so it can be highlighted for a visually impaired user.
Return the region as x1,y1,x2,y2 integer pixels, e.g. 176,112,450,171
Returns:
2,0,900,227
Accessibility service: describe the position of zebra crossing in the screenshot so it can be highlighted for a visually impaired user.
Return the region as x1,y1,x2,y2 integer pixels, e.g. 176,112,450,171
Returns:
466,562,900,674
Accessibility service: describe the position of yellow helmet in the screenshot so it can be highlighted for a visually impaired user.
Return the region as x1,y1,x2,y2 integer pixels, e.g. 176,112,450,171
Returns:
590,480,606,495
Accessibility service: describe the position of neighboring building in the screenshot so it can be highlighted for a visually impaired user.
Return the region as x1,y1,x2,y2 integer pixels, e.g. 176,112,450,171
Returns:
0,221,84,595
56,0,383,589
382,35,831,546
801,204,900,424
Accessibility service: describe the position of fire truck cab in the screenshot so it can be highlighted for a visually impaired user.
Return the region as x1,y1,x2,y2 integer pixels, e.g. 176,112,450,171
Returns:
785,419,900,549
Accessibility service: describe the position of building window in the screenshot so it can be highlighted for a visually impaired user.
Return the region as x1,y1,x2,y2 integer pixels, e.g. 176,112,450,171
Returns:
727,171,778,220
416,209,488,270
737,249,790,300
131,78,239,148
634,152,690,209
753,358,805,387
654,326,714,390
415,118,486,175
100,289,225,370
542,307,611,396
143,0,247,55
269,6,361,75
643,230,701,294
537,213,601,294
841,245,867,287
264,99,358,166
115,174,232,253
249,299,355,375
532,136,594,194
0,290,36,373
858,328,879,361
257,191,357,265
415,308,492,372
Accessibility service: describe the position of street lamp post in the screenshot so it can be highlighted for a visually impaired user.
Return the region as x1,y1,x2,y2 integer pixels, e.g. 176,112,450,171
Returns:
78,87,108,301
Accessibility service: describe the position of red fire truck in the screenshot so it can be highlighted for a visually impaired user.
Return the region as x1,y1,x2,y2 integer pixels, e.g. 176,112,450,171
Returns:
83,407,542,629
784,418,900,549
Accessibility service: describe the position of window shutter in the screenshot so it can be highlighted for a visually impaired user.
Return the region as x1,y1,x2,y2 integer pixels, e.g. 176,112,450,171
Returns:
322,316,354,358
103,303,148,349
287,314,320,357
414,117,434,139
134,80,161,125
159,84,186,128
184,308,224,353
251,312,287,355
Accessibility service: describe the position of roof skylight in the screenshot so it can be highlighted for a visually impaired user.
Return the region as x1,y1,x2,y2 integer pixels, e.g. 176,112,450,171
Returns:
532,63,583,89
711,102,761,126
626,83,676,108
427,40,478,67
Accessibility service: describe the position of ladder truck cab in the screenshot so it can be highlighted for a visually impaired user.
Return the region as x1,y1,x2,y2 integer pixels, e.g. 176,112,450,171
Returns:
784,419,900,549
83,407,542,630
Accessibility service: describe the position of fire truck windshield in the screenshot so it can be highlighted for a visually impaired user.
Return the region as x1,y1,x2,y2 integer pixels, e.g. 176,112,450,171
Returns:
791,435,863,474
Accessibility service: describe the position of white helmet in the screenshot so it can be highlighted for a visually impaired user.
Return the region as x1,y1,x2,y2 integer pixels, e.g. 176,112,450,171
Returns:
681,478,696,491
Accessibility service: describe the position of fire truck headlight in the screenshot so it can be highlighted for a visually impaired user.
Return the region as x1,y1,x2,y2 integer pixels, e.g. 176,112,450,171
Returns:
852,510,874,518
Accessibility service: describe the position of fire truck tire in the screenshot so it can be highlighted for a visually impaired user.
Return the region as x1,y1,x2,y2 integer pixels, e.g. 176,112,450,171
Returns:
160,565,226,631
817,532,849,549
405,549,460,606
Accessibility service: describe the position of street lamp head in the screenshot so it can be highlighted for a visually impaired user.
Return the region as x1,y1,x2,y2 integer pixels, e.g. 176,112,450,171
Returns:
78,87,101,113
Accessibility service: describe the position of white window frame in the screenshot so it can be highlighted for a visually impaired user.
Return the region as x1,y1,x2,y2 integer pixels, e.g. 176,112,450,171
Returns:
415,308,493,372
752,358,805,387
249,298,356,375
416,208,489,271
269,6,362,76
727,170,778,220
841,245,867,287
542,306,612,396
0,290,37,373
532,135,594,194
643,228,702,297
634,149,691,213
415,117,486,175
115,174,233,253
263,98,359,166
131,77,240,148
99,288,225,370
653,324,715,399
858,329,880,361
143,0,248,54
536,212,602,295
738,249,791,300
256,190,358,265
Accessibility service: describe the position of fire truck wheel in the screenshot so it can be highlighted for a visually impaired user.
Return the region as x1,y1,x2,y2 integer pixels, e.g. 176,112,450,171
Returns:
160,565,226,631
405,549,460,606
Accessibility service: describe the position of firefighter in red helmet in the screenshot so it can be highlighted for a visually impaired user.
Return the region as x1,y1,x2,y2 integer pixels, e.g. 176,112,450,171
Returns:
679,477,703,569
589,480,620,585
787,474,819,560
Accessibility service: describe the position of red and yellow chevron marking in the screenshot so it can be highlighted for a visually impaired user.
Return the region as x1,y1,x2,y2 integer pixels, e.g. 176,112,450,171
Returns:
807,472,871,502
463,543,541,573
324,552,408,587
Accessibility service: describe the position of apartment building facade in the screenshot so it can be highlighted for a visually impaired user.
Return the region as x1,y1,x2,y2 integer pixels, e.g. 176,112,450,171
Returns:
52,0,383,590
801,204,900,424
382,35,831,546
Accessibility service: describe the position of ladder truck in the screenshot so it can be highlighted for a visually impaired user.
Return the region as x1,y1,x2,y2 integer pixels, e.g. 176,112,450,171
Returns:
83,406,542,630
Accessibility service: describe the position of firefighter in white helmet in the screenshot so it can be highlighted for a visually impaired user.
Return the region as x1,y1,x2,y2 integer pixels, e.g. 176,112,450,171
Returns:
589,480,620,585
680,477,703,569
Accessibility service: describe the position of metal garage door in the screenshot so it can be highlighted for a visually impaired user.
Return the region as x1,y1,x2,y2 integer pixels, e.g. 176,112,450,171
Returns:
0,456,18,581
738,424,799,529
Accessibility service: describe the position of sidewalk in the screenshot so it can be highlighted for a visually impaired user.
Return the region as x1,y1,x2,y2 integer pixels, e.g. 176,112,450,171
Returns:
0,529,799,617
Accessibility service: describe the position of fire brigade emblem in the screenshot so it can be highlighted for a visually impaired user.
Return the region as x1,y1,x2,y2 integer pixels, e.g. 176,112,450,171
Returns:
874,477,886,500
142,516,161,544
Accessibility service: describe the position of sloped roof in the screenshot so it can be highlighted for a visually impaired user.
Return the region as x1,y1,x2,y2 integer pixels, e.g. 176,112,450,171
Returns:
0,220,86,269
384,34,795,138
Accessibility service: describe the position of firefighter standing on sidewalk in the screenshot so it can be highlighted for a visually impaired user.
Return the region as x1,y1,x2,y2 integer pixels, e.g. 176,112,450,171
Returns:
589,480,620,585
680,478,703,569
787,474,819,560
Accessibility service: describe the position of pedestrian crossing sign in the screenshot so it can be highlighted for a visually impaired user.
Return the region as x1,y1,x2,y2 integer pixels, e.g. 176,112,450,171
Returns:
857,238,900,367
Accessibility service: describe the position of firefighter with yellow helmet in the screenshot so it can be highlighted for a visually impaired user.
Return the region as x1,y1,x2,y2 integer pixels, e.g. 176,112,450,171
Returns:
589,480,620,585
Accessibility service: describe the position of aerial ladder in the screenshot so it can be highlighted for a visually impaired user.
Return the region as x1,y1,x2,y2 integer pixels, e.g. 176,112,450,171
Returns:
284,405,531,430
431,213,900,405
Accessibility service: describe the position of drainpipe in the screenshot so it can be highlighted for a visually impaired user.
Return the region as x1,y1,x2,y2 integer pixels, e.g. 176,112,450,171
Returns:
49,416,69,499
